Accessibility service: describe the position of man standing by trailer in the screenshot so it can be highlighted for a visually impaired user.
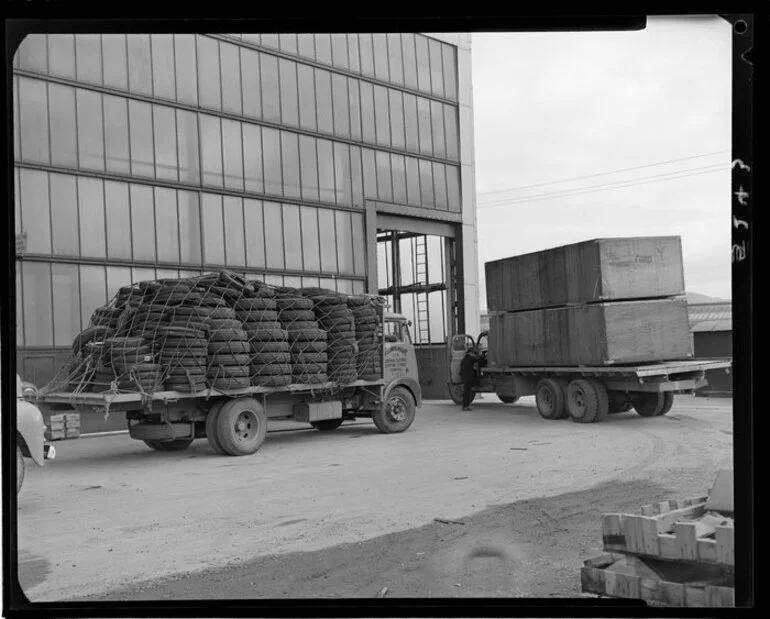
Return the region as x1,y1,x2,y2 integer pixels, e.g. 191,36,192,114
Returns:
459,347,480,411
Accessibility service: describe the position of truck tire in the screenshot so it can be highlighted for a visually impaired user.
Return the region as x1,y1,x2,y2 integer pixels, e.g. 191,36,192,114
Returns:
17,446,24,494
374,386,416,433
448,382,471,406
566,379,609,423
214,397,267,456
608,391,633,414
658,392,675,416
143,439,194,451
498,394,520,404
205,400,227,455
311,419,344,431
535,379,567,419
633,392,665,417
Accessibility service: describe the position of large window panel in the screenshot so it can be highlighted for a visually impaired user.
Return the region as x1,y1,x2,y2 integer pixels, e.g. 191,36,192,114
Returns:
130,184,156,261
391,154,407,205
243,198,265,269
350,145,364,206
106,267,134,302
76,89,105,171
261,34,279,50
263,202,285,269
49,174,79,256
331,34,349,70
176,109,200,184
335,211,355,275
430,99,447,159
300,206,320,271
76,35,102,84
405,155,422,207
375,150,393,202
23,261,53,346
389,90,406,151
197,36,221,110
347,34,360,73
77,177,106,259
279,59,299,127
352,280,365,294
297,34,315,60
48,83,78,168
428,39,445,99
317,209,338,273
52,263,82,346
281,132,302,199
416,96,433,156
415,35,432,93
315,34,333,65
432,162,448,209
242,123,264,194
315,69,334,135
358,33,375,77
336,279,355,294
299,135,319,202
240,47,262,119
19,169,51,254
200,114,224,187
302,275,321,288
223,196,246,267
222,119,245,191
316,139,335,203
401,34,418,90
102,34,128,91
372,34,390,81
151,34,176,101
242,34,261,46
104,95,130,174
155,268,180,280
361,148,377,201
128,100,155,178
282,204,303,271
297,64,317,132
284,275,302,288
444,105,459,161
351,213,366,276
442,45,458,100
331,74,351,138
446,165,461,211
48,34,76,79
154,105,179,182
174,35,198,105
201,193,225,266
418,159,434,207
359,81,376,144
127,34,153,96
132,267,157,284
18,77,49,164
333,143,352,206
373,85,391,147
79,265,107,329
260,53,280,123
220,41,243,115
347,78,362,141
16,34,48,74
262,127,283,196
403,93,419,154
386,34,404,85
263,274,284,287
105,181,132,259
279,34,298,55
178,190,202,265
154,187,180,264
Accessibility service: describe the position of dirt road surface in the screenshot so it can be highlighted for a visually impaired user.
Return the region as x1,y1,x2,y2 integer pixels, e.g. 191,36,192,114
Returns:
16,395,732,601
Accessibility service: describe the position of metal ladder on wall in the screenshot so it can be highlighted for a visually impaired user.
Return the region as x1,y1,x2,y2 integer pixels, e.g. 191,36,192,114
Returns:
414,235,431,345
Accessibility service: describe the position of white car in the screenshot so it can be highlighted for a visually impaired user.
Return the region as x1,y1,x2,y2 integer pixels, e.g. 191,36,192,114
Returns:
16,374,55,493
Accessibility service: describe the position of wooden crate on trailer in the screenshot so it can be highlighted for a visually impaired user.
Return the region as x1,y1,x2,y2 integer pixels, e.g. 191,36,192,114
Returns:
64,412,81,438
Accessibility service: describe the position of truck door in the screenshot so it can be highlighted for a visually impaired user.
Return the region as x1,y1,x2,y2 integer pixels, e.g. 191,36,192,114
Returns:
448,334,476,385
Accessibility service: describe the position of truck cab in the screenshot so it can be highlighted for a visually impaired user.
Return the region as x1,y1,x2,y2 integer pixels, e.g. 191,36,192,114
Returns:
447,330,515,405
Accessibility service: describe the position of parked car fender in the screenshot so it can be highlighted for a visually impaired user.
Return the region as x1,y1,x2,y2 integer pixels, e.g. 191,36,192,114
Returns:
16,375,47,467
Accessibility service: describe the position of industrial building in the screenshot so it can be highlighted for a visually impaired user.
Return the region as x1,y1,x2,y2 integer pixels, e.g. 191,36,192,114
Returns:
13,32,479,402
688,302,733,396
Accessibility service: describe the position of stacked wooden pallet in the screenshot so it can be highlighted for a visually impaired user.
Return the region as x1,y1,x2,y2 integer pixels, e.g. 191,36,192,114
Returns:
47,413,81,440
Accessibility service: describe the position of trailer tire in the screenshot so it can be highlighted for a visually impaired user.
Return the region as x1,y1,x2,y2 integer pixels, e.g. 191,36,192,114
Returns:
374,386,416,433
658,392,675,416
566,379,609,423
214,397,267,456
497,394,520,404
535,379,568,419
608,391,633,414
633,392,665,417
311,419,344,431
205,400,227,454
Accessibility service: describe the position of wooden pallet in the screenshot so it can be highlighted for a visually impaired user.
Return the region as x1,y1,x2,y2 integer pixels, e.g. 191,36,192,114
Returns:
47,413,81,440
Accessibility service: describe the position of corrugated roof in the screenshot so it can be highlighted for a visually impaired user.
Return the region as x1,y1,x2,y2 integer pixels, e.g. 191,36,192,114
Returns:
688,302,732,326
691,319,733,333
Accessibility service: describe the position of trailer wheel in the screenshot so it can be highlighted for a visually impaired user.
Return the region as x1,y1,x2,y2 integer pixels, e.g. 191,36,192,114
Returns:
658,392,675,416
214,397,267,456
497,394,519,404
17,446,25,494
448,382,472,406
566,379,609,423
632,393,665,417
205,400,228,454
311,419,344,431
143,439,194,451
608,391,633,414
374,387,416,433
535,379,568,420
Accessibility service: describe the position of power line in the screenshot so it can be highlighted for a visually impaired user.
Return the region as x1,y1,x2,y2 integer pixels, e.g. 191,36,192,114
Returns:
476,150,730,198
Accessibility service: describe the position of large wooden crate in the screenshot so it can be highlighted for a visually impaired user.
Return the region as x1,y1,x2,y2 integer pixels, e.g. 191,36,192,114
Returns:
485,237,685,312
488,298,692,366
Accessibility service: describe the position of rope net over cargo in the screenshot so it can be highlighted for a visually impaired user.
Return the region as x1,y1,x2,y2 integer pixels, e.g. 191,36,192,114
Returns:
41,271,384,397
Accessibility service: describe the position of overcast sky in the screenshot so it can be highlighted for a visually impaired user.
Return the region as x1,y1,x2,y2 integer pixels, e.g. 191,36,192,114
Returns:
470,15,732,308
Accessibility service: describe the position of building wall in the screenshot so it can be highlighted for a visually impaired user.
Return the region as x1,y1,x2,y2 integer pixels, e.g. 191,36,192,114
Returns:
13,32,472,394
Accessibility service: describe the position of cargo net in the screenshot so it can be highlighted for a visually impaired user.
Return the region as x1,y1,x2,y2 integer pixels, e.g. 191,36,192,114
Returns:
41,271,384,397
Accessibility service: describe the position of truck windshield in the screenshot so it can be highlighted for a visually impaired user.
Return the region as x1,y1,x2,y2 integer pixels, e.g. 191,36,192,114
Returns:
384,320,404,343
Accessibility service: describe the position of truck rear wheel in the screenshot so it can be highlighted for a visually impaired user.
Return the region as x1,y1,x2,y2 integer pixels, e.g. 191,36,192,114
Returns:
535,379,567,420
311,419,344,431
144,439,194,451
566,379,609,423
448,383,472,406
608,391,633,414
205,400,227,454
633,393,665,417
658,392,675,416
214,397,267,456
374,387,416,433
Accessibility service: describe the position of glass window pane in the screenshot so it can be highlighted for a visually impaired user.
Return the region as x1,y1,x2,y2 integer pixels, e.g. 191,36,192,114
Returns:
335,211,354,275
419,159,434,206
315,68,333,135
415,35,431,93
386,33,404,85
174,35,198,105
333,143,352,206
132,267,157,284
261,34,279,50
350,145,364,207
262,127,282,196
279,34,298,55
79,264,107,329
222,119,244,191
128,99,155,178
352,280,365,294
302,276,321,287
417,96,433,156
76,89,105,172
178,190,202,265
260,53,280,123
359,33,375,77
430,99,446,159
401,33,418,90
284,275,302,288
315,34,332,65
200,114,223,187
361,148,377,201
331,74,350,138
297,63,316,132
23,261,53,346
242,123,264,194
154,187,180,264
20,168,51,254
48,34,76,79
444,104,459,161
14,77,20,162
279,59,299,127
243,198,265,269
223,196,246,267
49,174,79,256
102,34,128,91
282,204,302,271
347,34,360,73
348,78,362,141
317,139,335,203
300,206,320,271
375,150,393,202
52,263,82,346
405,155,421,206
263,201,284,269
242,34,261,46
442,45,457,100
220,41,242,115
17,34,47,73
433,162,448,209
130,184,156,261
331,34,349,70
297,34,315,59
15,168,21,234
197,36,221,110
240,47,262,119
337,279,355,294
201,193,225,266
351,213,366,276
391,153,407,204
77,177,106,259
281,131,301,199
154,105,179,182
360,81,375,144
48,83,78,168
106,266,134,301
104,181,132,260
18,77,49,164
372,34,389,82
104,95,130,174
318,209,337,273
320,277,337,291
373,85,390,147
127,34,153,96
75,34,102,84
429,39,445,99
176,109,200,184
389,90,405,151
299,135,319,202
154,268,179,281
446,165,461,211
151,34,176,101
263,274,284,286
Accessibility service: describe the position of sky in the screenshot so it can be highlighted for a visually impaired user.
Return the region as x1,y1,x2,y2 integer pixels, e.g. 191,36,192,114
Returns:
470,16,732,309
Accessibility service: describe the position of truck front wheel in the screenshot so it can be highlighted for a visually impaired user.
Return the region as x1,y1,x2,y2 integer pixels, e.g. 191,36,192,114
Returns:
214,397,267,456
374,387,416,433
535,379,568,419
566,379,609,423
